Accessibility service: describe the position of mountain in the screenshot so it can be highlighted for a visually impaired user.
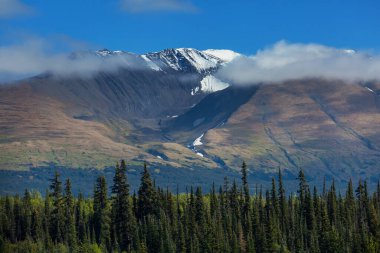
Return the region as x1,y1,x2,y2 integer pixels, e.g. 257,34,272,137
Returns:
177,80,380,184
0,48,235,171
1,47,380,192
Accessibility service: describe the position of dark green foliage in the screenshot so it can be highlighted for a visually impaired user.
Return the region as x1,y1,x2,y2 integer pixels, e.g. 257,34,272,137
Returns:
64,178,77,250
137,163,157,219
49,171,65,244
0,163,379,252
22,189,32,240
93,175,111,251
111,160,137,252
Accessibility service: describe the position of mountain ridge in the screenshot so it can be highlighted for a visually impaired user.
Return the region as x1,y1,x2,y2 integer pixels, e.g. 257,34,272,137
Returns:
1,47,380,192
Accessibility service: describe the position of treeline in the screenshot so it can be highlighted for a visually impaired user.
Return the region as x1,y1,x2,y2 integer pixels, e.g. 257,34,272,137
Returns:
0,161,379,253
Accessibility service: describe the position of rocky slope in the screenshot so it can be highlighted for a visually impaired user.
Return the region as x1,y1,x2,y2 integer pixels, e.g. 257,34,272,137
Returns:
175,79,380,186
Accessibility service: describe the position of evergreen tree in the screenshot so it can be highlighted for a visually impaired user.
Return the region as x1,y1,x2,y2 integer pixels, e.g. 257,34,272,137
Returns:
111,160,137,252
241,161,250,216
278,168,287,241
22,189,32,240
64,179,77,250
75,192,87,244
49,171,64,243
43,189,51,247
327,179,337,226
138,162,157,219
194,187,204,225
93,175,111,251
176,188,186,253
298,169,307,207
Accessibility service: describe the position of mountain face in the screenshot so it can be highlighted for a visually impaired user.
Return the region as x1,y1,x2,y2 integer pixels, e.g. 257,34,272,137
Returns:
0,48,237,171
1,48,380,190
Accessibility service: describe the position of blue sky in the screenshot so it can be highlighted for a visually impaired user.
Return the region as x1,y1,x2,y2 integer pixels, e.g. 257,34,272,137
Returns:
1,0,380,54
1,0,380,83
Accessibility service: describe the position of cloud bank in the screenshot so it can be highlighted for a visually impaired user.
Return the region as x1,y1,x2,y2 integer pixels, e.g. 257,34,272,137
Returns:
0,0,33,18
120,0,197,13
2,38,380,84
0,36,151,82
217,41,380,85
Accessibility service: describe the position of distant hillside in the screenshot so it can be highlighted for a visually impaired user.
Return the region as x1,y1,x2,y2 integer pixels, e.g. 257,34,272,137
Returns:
1,48,380,191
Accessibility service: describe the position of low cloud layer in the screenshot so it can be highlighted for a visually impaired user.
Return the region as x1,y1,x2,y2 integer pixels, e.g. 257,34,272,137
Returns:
2,38,380,84
0,36,150,82
0,0,33,18
120,0,197,13
217,41,380,85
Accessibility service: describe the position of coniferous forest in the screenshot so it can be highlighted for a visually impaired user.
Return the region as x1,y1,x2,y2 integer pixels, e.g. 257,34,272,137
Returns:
0,160,379,253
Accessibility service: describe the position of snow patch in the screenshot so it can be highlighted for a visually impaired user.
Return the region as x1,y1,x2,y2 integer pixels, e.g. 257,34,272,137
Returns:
189,133,207,158
200,75,230,93
157,156,163,160
366,87,374,93
191,86,200,95
193,133,204,146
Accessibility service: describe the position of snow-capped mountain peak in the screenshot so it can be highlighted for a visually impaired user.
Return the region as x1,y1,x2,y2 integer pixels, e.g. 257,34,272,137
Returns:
74,47,233,94
96,48,233,93
89,48,241,74
143,48,223,73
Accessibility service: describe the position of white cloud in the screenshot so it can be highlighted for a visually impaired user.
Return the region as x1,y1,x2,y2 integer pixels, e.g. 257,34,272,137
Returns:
3,38,380,84
120,0,197,13
0,0,33,18
0,36,150,82
217,41,380,85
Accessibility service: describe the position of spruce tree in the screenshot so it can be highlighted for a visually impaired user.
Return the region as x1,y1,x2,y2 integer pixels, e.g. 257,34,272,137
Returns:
194,187,204,225
111,160,137,252
64,179,77,250
93,175,111,250
278,168,287,240
22,189,32,240
327,179,337,226
49,171,64,243
241,161,250,216
75,192,87,244
298,169,307,206
271,177,278,215
138,162,157,219
176,190,186,253
43,189,51,247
